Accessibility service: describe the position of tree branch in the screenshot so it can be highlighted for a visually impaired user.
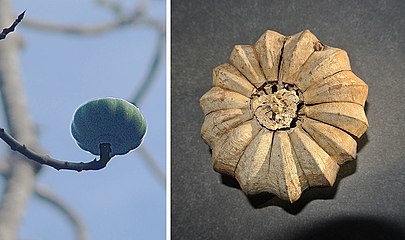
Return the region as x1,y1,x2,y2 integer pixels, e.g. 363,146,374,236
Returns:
0,128,113,172
128,32,165,187
0,10,25,40
138,145,165,187
0,1,164,238
0,161,88,240
131,31,165,105
0,2,42,238
22,4,164,35
34,186,88,240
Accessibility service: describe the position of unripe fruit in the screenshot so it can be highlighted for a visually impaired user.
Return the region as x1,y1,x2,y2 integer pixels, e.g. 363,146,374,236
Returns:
71,97,146,156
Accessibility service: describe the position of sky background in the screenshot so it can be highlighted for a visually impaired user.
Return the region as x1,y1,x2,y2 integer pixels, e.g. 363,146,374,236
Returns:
0,0,166,239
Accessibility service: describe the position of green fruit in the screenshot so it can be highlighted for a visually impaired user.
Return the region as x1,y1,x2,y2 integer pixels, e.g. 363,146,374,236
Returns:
71,97,146,156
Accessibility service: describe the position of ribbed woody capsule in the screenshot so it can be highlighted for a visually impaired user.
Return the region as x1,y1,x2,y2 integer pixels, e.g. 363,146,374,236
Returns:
200,29,368,202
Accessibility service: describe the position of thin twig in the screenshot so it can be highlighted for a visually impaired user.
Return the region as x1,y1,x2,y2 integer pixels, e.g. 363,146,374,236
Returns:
0,10,25,40
0,128,113,172
138,145,165,187
131,32,165,104
97,1,166,187
23,17,131,35
95,0,126,18
22,5,164,35
34,186,88,240
129,32,165,186
0,161,88,240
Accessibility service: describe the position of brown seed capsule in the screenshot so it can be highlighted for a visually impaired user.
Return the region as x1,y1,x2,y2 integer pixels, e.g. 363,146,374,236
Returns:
200,29,368,203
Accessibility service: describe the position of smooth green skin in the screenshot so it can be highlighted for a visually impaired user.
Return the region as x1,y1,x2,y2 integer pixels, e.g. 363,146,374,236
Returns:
71,97,146,156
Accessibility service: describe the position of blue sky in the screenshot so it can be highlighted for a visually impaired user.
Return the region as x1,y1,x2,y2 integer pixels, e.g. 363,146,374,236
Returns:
0,0,166,239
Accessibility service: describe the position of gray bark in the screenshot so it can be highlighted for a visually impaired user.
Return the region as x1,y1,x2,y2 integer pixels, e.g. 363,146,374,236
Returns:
0,0,42,238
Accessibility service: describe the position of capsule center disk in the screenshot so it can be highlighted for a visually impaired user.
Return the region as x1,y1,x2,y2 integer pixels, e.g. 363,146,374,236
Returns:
251,84,301,130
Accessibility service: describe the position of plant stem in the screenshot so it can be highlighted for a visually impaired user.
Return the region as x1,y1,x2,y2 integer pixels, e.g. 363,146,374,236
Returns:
0,1,42,238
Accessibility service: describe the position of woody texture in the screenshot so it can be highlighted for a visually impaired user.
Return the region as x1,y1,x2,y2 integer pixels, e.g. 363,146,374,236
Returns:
200,29,368,203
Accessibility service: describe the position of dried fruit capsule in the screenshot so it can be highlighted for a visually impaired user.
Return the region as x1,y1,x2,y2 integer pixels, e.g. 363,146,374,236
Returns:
200,29,368,202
